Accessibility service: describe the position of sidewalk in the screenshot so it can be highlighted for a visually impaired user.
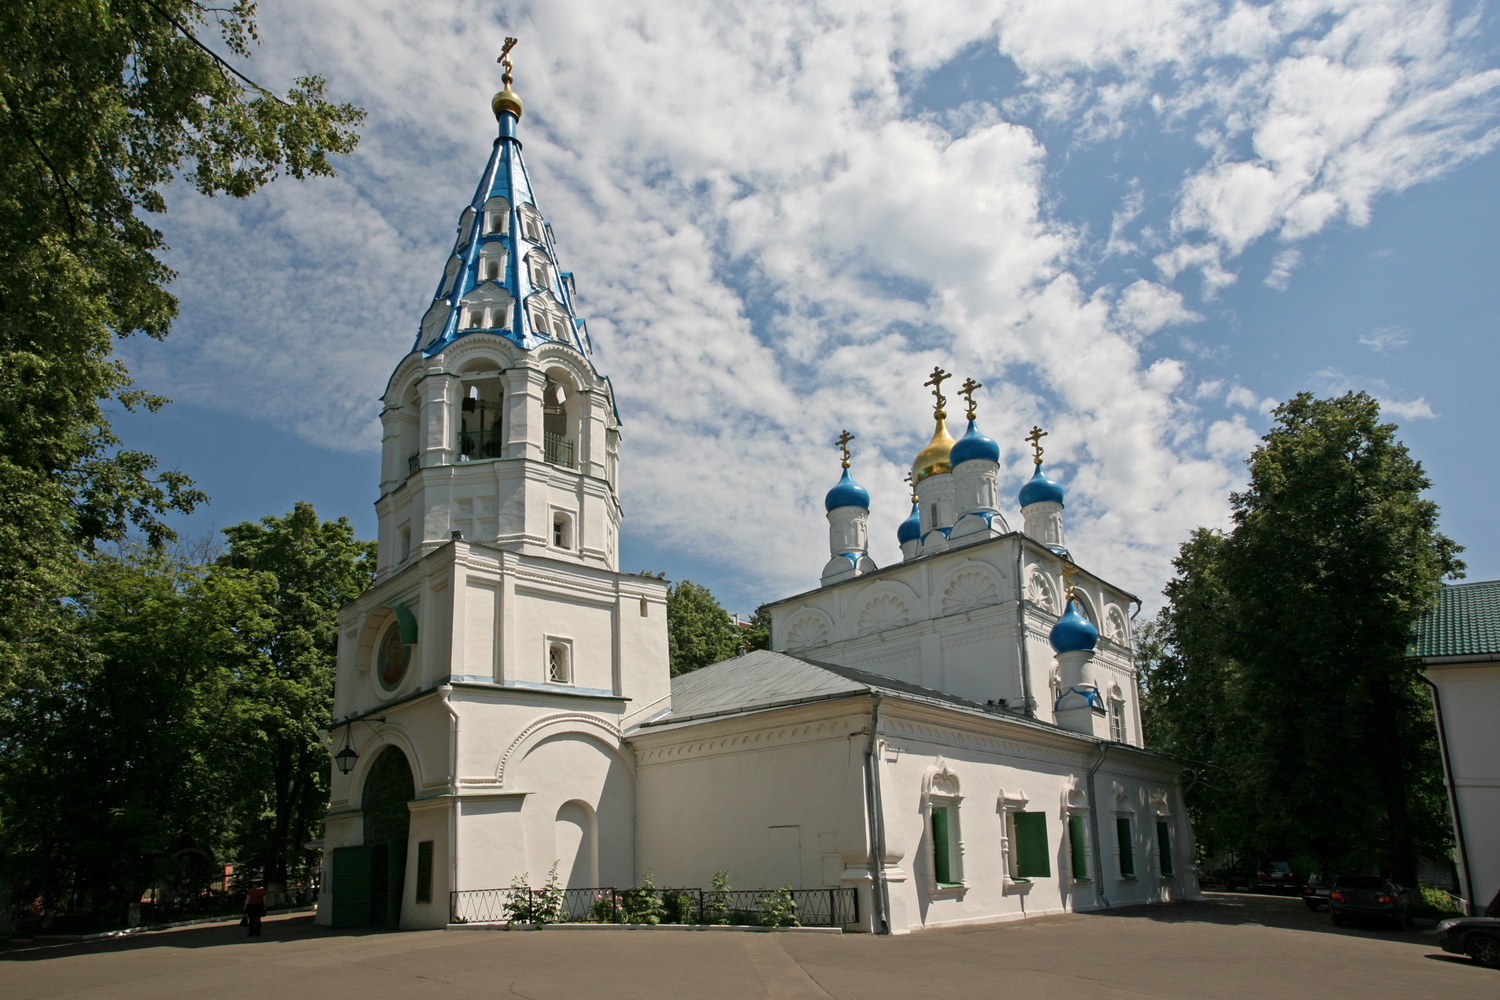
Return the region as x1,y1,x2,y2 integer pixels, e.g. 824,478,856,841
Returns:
1,897,1490,1000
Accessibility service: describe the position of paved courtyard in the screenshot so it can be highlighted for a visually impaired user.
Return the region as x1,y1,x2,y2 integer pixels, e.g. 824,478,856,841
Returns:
1,893,1490,999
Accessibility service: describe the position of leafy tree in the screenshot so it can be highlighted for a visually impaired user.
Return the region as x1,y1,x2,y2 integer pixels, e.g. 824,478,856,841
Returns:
0,1,363,680
0,546,275,922
215,503,375,899
665,580,742,676
1142,392,1462,884
741,603,774,652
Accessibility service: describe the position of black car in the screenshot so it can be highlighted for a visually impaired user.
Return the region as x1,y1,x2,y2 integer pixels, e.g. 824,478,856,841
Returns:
1437,916,1500,968
1207,858,1298,893
1328,875,1411,929
1253,860,1298,895
1301,872,1336,911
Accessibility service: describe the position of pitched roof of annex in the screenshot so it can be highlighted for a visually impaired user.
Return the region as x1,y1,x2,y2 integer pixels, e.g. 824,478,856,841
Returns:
1410,579,1500,659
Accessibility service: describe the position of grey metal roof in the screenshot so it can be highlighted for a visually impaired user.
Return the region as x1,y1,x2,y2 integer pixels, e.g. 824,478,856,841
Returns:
647,648,1006,727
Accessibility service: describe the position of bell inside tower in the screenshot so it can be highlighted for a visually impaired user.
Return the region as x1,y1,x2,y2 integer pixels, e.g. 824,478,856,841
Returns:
542,375,576,468
459,377,505,461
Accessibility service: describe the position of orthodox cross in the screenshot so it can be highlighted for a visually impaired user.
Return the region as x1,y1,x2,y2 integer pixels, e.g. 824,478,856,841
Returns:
498,37,519,88
925,366,951,417
1026,425,1047,465
904,472,917,502
836,429,855,469
959,378,982,421
1061,561,1079,603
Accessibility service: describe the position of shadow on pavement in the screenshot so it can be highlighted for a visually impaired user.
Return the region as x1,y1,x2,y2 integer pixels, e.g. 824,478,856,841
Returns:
1085,892,1433,942
0,914,407,963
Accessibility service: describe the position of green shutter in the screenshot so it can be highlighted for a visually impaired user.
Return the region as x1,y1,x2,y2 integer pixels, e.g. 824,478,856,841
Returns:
1116,817,1135,877
1068,815,1089,880
931,806,953,884
1156,820,1174,875
1014,812,1050,879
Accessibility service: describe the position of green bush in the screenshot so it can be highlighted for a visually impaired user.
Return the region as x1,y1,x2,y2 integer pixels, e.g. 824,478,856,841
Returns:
757,885,799,928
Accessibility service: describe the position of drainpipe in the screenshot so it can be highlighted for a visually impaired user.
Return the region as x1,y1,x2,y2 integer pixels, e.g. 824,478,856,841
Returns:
863,693,890,934
440,685,460,918
1422,676,1474,915
1086,742,1112,908
1016,543,1035,717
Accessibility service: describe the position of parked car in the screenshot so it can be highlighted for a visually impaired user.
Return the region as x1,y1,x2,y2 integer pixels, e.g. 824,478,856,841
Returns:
1328,875,1411,929
1437,916,1500,968
1253,860,1298,895
1205,858,1298,893
1301,872,1336,911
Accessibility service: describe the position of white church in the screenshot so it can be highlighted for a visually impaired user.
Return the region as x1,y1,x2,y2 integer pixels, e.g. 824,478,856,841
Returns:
315,50,1199,935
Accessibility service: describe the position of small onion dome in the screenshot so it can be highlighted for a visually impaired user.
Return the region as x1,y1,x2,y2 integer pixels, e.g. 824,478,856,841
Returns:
1019,463,1065,507
492,87,524,120
1049,599,1099,654
912,417,956,483
824,468,870,512
951,419,1000,466
897,501,922,544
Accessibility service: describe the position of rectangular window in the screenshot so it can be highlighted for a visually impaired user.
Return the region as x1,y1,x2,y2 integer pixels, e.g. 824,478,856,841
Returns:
415,840,434,904
547,640,572,684
1156,820,1174,875
1068,815,1090,881
1012,811,1050,879
1116,817,1135,878
931,806,955,885
1110,700,1127,742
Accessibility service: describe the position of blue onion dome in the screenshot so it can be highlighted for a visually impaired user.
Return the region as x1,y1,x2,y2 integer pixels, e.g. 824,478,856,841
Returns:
825,468,870,512
951,419,1000,466
1049,599,1099,654
1019,463,1065,507
897,501,922,544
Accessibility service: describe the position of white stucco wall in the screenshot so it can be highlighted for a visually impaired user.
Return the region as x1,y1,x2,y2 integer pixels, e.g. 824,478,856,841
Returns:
1429,659,1500,909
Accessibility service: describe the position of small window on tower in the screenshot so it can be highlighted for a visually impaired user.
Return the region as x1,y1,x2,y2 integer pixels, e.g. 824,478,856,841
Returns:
552,511,574,550
520,205,544,242
547,639,572,685
468,309,486,329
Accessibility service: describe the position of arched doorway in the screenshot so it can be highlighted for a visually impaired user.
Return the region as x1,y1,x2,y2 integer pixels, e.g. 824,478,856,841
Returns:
331,747,414,928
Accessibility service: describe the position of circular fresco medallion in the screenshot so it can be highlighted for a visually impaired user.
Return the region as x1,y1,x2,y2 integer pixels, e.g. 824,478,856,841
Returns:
376,621,409,692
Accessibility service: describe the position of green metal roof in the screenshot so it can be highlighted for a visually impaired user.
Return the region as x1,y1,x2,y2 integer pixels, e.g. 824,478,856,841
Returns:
1410,580,1500,658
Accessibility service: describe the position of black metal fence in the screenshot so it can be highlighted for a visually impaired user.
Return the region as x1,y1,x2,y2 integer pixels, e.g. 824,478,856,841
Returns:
450,885,857,928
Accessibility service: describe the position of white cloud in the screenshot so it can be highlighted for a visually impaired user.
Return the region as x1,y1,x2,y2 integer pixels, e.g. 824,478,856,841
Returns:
125,0,1498,615
1265,247,1302,290
1359,325,1410,352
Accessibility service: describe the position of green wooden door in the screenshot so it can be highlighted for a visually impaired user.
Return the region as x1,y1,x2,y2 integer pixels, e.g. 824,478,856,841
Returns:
331,845,378,928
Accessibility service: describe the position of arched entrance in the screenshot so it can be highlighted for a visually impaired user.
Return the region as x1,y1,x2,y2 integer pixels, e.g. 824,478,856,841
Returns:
330,747,414,928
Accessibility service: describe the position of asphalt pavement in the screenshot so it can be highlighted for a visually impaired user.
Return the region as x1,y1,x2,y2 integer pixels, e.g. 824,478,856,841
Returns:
1,892,1490,999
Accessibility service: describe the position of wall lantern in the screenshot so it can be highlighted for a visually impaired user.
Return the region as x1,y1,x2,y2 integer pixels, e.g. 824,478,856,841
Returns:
331,716,385,775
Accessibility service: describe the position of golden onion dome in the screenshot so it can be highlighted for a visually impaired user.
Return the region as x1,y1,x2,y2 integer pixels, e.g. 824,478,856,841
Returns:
912,417,956,483
492,87,523,120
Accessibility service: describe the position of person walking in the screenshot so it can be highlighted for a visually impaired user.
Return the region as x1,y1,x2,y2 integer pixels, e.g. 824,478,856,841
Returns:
244,885,268,937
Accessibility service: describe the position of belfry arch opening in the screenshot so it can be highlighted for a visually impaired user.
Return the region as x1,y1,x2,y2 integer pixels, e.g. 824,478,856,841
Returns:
542,371,579,468
459,367,505,461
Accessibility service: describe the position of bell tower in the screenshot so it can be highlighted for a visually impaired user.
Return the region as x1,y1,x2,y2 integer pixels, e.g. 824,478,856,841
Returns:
374,45,620,579
321,42,668,931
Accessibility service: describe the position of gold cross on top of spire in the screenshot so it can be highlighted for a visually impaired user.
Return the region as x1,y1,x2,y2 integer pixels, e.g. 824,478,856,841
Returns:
1062,561,1079,603
925,366,951,418
904,472,917,503
498,37,519,88
1026,425,1048,466
959,378,982,421
836,429,855,469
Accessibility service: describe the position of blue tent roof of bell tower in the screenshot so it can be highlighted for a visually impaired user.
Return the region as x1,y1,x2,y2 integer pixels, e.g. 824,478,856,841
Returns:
412,112,594,362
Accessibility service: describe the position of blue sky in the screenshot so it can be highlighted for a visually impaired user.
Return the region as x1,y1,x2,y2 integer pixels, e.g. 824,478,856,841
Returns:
117,0,1500,617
